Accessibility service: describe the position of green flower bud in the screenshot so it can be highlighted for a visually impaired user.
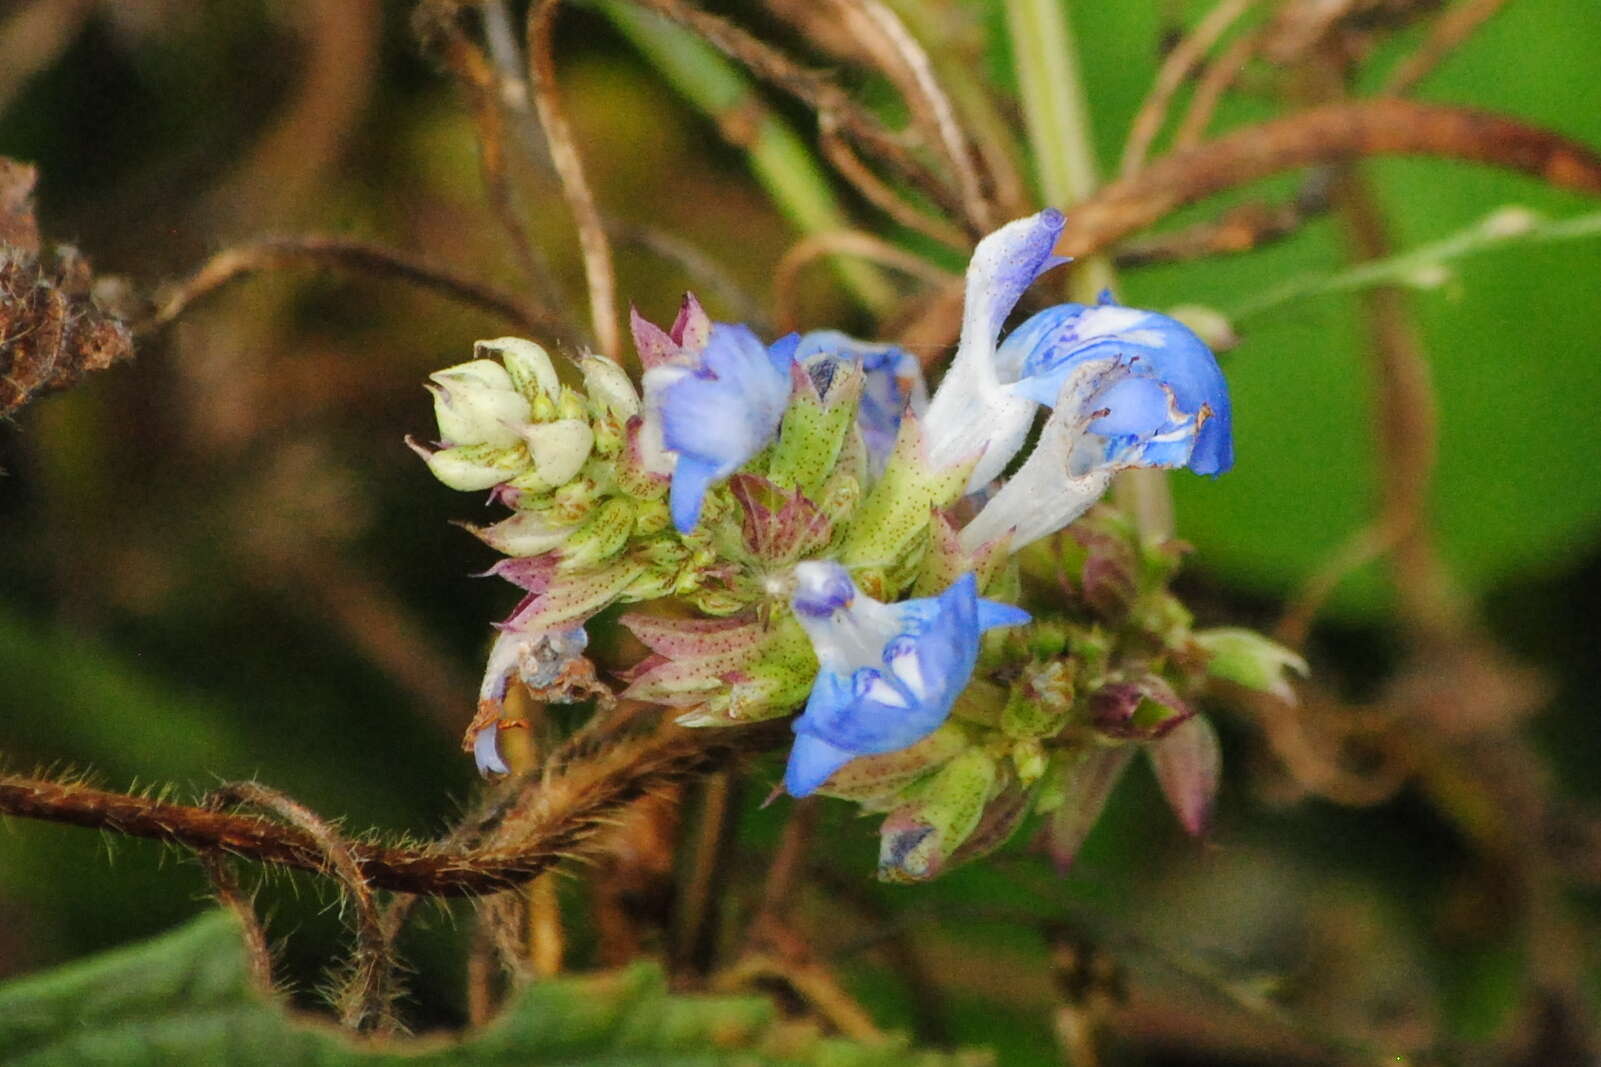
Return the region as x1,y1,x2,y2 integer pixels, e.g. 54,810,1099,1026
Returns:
559,498,634,570
841,415,974,571
1194,627,1308,703
581,355,640,419
632,498,672,538
476,337,558,403
466,509,578,557
428,360,530,448
768,361,861,498
411,438,527,492
557,385,588,422
878,748,998,883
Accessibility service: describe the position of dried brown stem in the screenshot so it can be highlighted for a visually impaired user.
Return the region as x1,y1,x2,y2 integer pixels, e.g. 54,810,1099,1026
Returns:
142,235,556,338
1385,0,1511,95
826,0,991,230
0,720,787,897
772,230,957,334
1111,172,1333,269
626,0,967,223
527,0,621,358
670,770,741,976
1120,0,1262,178
1057,99,1601,260
199,852,277,992
819,115,968,248
413,1,566,320
1170,24,1262,152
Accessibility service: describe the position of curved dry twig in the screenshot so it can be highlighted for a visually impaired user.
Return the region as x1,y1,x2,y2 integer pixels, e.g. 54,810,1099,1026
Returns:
1170,23,1263,152
1385,0,1511,96
1059,99,1601,259
527,0,620,359
772,230,958,334
819,114,968,249
142,235,557,339
827,0,991,231
413,1,566,319
626,0,968,223
198,850,277,992
1120,0,1262,178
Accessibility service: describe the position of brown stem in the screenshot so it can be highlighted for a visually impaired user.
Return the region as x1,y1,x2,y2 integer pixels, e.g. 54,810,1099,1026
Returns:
413,1,568,329
204,782,400,1034
1385,0,1511,96
1119,0,1263,178
1113,170,1333,269
625,0,968,224
0,721,787,897
771,230,957,334
528,0,621,359
141,235,556,338
824,0,992,231
1059,99,1601,259
818,114,968,248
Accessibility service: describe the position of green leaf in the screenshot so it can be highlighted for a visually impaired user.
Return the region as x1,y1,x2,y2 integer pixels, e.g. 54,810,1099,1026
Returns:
0,913,985,1066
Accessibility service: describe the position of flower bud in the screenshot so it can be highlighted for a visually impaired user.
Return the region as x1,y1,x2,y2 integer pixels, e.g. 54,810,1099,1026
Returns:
428,360,531,448
1087,677,1192,741
518,419,595,490
466,509,578,557
878,747,998,883
581,355,640,418
476,337,558,402
409,437,527,491
1148,714,1221,836
1193,627,1307,704
559,498,634,570
1038,745,1133,873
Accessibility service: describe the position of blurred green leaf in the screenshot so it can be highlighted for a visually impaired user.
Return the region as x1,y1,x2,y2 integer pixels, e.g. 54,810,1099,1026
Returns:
0,912,984,1066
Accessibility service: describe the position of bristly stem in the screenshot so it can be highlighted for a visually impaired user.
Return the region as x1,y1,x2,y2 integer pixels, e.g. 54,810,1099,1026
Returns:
1004,0,1174,538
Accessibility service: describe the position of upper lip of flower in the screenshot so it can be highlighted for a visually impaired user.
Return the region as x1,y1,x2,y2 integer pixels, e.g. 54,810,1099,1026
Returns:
641,318,799,533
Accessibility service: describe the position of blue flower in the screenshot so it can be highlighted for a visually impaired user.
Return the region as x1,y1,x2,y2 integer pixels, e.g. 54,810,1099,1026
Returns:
642,323,798,532
998,293,1232,475
796,331,928,477
784,562,1030,796
921,211,1233,501
960,337,1229,552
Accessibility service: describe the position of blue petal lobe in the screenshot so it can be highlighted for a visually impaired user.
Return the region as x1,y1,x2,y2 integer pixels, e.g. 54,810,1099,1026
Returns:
669,455,720,532
784,732,859,796
976,599,1032,631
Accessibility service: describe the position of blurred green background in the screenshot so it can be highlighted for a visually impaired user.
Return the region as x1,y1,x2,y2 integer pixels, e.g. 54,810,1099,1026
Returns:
3,0,1600,1062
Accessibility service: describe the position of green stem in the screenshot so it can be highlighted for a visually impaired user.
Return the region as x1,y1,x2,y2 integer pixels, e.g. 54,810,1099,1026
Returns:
594,1,894,313
1005,0,1172,537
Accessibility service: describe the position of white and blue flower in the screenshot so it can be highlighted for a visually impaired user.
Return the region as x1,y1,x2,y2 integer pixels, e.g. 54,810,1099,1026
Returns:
921,209,1068,489
641,323,798,532
998,293,1233,475
920,210,1232,504
796,331,928,478
784,562,1029,796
